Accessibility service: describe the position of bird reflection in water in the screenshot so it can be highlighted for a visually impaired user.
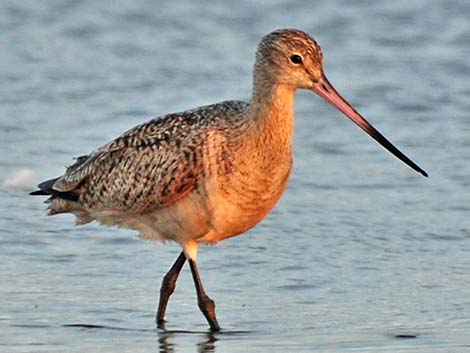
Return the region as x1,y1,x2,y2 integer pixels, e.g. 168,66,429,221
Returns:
158,330,217,353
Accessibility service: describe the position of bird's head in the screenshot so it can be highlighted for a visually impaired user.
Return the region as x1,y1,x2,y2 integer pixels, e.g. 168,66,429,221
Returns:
254,29,428,177
255,28,324,89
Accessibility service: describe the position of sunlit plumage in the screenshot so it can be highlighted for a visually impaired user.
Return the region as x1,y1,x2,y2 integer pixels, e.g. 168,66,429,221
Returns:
31,29,427,331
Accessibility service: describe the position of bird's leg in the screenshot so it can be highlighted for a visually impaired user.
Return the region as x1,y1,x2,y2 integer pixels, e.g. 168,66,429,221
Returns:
156,251,186,328
188,259,221,331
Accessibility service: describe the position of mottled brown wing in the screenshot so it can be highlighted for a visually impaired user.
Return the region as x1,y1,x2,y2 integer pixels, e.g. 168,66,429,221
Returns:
52,113,204,212
78,140,202,212
50,100,248,212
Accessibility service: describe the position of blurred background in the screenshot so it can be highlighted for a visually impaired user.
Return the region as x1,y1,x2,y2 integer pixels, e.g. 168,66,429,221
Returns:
1,0,469,352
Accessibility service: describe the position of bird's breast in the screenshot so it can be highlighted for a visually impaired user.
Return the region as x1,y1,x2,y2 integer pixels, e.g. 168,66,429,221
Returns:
200,130,293,243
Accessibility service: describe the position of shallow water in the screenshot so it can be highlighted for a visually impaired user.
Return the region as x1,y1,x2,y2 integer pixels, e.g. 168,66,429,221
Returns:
1,0,470,352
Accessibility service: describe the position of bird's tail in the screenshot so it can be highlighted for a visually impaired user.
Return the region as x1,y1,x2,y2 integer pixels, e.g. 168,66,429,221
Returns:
30,177,92,224
29,177,79,202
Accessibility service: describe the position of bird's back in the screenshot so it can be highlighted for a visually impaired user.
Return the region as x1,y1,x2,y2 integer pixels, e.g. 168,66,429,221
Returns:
37,100,249,232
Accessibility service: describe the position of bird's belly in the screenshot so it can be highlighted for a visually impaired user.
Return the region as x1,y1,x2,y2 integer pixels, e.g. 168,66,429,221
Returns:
200,165,292,243
116,190,212,243
101,163,291,245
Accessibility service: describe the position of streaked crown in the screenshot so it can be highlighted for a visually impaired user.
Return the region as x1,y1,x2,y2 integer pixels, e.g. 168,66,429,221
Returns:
253,29,324,90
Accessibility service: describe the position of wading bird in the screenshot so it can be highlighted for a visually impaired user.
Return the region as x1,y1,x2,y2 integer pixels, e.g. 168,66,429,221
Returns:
31,29,427,331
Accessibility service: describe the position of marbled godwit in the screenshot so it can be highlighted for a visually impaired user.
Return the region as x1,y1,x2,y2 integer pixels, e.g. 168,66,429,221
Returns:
30,29,427,331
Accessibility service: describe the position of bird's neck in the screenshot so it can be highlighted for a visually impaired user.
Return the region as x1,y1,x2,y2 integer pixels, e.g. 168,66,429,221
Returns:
248,82,296,149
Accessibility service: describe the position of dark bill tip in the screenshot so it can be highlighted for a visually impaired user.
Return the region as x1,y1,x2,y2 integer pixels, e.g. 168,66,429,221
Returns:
312,75,428,178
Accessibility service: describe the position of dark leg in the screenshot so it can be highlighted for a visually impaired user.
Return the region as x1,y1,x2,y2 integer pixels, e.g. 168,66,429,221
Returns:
156,251,186,328
188,259,221,331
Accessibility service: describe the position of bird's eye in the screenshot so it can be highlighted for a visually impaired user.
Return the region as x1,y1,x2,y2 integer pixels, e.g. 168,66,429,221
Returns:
290,54,303,64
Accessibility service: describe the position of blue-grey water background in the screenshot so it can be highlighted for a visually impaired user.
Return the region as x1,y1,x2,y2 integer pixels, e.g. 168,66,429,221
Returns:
1,0,469,352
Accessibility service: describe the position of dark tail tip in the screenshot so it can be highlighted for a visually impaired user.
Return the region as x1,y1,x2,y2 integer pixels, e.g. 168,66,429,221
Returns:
30,190,49,196
29,177,79,202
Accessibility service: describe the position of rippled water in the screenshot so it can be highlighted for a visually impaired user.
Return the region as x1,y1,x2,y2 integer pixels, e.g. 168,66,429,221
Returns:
1,0,470,352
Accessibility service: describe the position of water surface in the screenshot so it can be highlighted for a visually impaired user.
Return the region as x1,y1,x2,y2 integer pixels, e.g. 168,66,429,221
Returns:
1,0,470,352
